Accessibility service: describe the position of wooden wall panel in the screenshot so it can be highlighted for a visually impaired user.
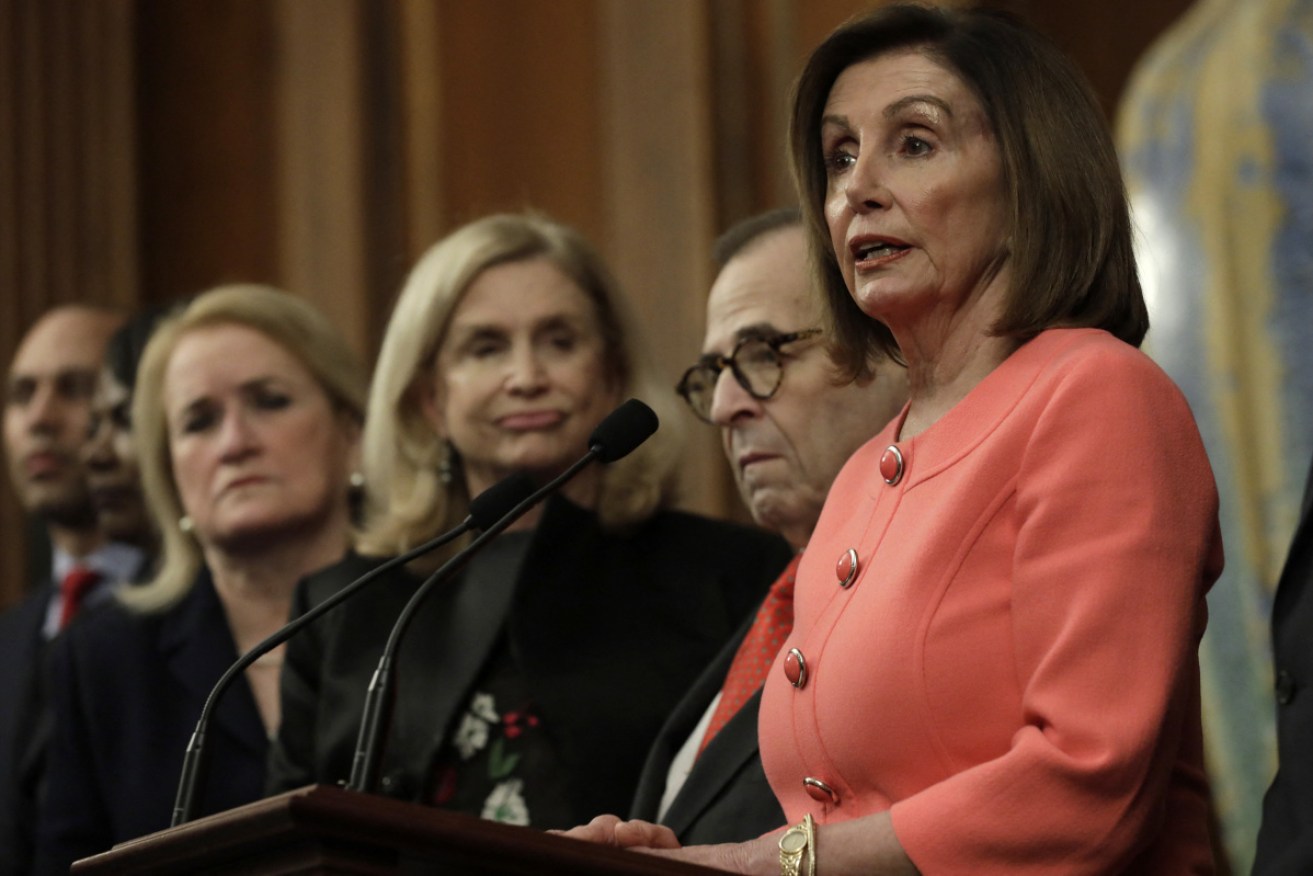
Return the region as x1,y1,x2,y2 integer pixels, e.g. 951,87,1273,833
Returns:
273,0,373,361
0,0,21,610
708,0,797,223
396,0,448,262
435,0,604,238
134,0,280,305
599,0,732,516
85,2,141,313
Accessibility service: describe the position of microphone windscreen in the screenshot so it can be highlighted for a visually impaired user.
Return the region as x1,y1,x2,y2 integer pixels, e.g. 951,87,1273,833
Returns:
589,398,659,463
467,473,536,530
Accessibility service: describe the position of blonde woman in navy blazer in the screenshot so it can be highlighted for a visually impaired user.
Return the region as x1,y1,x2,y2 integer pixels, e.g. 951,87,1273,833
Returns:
35,286,365,872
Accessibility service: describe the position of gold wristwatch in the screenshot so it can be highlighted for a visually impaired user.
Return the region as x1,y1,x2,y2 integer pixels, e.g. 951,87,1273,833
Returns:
778,813,815,876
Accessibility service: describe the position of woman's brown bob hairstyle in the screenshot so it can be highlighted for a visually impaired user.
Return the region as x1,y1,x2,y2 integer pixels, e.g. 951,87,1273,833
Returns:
790,3,1148,378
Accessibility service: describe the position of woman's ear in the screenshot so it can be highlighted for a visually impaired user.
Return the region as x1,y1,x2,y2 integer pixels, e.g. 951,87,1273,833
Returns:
415,372,447,439
332,407,364,481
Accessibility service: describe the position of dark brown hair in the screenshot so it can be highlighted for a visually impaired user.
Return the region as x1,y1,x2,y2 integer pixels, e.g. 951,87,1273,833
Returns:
712,207,802,269
790,3,1147,378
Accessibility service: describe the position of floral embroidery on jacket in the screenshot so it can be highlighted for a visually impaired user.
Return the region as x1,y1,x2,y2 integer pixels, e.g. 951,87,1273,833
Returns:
432,690,547,827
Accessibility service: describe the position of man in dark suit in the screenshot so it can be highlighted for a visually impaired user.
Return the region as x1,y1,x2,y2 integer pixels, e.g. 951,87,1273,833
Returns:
0,305,131,876
628,210,908,843
1253,452,1313,875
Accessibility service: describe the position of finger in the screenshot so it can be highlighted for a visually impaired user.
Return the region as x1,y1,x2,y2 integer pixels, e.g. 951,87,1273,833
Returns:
613,819,682,850
550,813,625,845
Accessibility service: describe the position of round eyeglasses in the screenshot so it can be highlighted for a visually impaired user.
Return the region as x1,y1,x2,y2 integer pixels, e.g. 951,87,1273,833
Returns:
675,328,821,423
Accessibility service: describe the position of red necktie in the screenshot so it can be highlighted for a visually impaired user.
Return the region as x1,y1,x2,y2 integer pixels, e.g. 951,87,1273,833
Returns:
698,553,801,756
58,566,101,629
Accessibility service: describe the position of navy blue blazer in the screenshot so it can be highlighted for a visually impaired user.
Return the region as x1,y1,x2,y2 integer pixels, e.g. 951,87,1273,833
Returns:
1254,457,1313,875
629,600,786,844
33,571,267,874
266,496,792,829
0,584,53,876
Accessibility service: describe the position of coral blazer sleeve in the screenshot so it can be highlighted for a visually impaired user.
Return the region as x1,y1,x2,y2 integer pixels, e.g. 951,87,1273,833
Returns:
760,329,1222,875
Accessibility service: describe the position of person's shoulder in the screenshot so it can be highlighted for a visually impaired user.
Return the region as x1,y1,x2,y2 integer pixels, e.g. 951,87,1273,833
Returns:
1038,327,1167,378
1024,328,1186,404
0,585,50,634
0,588,51,674
47,598,161,680
1020,330,1210,471
59,597,151,646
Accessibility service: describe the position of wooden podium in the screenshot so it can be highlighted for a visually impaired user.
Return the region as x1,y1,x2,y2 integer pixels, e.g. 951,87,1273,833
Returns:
71,785,730,875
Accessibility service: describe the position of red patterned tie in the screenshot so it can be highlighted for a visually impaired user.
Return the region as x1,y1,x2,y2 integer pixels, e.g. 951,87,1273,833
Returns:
698,553,801,756
58,565,101,629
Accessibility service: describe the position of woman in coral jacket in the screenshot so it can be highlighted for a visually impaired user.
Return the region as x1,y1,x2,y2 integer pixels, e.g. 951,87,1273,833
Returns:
564,5,1223,874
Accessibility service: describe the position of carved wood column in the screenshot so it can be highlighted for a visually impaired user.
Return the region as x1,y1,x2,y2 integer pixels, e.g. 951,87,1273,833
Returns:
272,0,374,362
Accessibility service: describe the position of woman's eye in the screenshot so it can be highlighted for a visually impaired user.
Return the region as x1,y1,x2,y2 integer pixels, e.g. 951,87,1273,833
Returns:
254,391,291,411
180,411,215,434
548,333,578,352
901,135,933,157
824,149,856,173
466,338,504,359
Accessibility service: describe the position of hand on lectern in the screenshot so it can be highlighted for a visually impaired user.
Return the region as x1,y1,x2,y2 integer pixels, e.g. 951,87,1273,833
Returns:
551,813,681,850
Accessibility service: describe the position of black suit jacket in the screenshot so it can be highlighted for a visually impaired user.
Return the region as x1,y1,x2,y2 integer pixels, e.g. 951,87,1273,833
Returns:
629,601,786,844
266,497,792,829
0,585,53,876
1254,457,1313,875
32,571,268,874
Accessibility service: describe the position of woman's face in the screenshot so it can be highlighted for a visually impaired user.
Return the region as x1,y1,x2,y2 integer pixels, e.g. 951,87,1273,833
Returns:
163,323,359,552
421,257,621,498
820,48,1010,331
81,369,151,546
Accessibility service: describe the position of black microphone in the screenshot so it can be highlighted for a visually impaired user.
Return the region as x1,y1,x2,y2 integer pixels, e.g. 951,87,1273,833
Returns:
590,397,659,462
345,398,659,794
169,472,536,826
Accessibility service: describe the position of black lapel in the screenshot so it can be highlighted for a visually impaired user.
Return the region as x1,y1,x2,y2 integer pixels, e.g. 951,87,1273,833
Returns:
0,587,54,804
659,687,764,836
385,553,520,789
630,642,734,820
0,587,52,737
1274,459,1313,624
632,607,755,830
158,573,266,758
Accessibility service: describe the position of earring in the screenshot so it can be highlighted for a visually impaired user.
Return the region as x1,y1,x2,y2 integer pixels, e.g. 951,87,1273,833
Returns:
178,515,194,534
438,442,455,486
349,471,365,489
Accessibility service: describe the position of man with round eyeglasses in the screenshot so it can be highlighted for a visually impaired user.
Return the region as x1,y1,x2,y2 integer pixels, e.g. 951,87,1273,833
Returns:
628,208,907,843
676,326,822,419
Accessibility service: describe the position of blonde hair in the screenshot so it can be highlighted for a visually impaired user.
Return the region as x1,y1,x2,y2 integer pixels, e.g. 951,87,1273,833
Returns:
356,212,685,556
125,284,367,613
